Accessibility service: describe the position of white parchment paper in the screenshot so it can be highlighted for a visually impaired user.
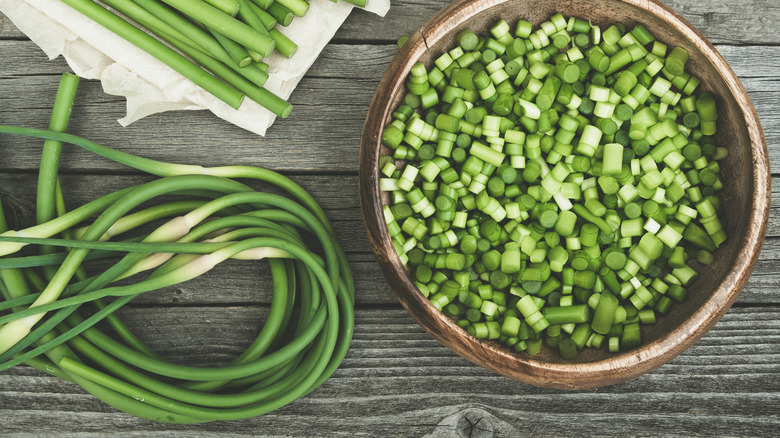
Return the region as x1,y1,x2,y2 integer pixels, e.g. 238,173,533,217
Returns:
0,0,390,135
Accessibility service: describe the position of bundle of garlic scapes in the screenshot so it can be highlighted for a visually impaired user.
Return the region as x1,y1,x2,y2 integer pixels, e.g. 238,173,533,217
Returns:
0,74,354,423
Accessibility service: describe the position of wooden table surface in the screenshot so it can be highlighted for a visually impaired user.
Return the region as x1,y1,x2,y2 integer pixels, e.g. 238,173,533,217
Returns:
1,1,778,436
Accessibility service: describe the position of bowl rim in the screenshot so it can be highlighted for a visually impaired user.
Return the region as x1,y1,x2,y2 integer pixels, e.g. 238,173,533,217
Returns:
359,0,771,389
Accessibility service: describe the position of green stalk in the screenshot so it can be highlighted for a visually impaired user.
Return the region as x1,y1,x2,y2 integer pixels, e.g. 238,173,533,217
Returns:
249,0,273,9
0,236,245,257
0,198,85,389
0,126,203,176
59,0,244,109
140,214,302,279
209,28,253,67
36,73,79,280
122,0,272,87
57,330,329,421
78,200,210,240
266,2,294,26
235,0,270,33
37,73,79,227
246,1,278,30
68,237,339,377
0,127,333,232
0,122,354,422
0,176,249,356
101,0,206,55
160,0,275,57
4,231,342,419
2,293,202,423
0,187,135,257
172,39,290,117
269,29,298,58
0,240,169,369
203,0,240,16
274,0,309,17
18,355,74,381
62,259,291,403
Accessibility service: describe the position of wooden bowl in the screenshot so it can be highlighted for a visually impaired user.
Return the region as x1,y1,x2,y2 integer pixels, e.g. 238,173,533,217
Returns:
359,0,770,389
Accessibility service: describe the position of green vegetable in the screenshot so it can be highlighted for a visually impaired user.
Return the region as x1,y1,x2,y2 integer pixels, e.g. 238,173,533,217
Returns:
0,77,353,422
203,0,240,16
58,0,367,118
61,0,245,109
378,14,728,359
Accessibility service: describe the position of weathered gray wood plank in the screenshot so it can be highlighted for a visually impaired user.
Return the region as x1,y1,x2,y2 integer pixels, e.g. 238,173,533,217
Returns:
1,41,778,172
0,247,775,307
5,172,780,239
1,1,779,435
0,307,777,436
337,0,780,46
2,171,779,240
2,1,779,46
0,172,778,305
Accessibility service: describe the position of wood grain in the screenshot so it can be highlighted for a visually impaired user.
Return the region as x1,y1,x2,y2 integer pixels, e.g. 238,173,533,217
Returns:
0,0,779,434
1,42,780,171
1,307,778,436
0,173,777,306
2,0,779,46
336,0,780,45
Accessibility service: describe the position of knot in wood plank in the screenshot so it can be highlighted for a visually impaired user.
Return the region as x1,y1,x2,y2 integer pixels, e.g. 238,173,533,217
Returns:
425,406,519,438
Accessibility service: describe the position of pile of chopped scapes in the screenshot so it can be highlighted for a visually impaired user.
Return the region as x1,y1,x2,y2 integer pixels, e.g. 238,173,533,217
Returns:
59,0,367,118
379,14,728,359
0,74,354,423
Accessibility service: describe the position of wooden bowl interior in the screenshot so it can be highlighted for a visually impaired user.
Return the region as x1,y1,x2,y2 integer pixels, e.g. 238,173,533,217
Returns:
359,0,769,388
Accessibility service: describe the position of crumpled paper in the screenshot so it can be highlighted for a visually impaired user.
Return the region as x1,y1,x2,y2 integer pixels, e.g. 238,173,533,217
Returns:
0,0,390,135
